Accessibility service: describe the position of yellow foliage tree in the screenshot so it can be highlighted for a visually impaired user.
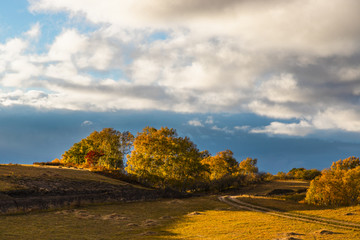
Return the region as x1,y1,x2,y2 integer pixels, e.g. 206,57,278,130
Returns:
125,127,206,191
239,157,258,175
305,156,360,206
201,150,238,180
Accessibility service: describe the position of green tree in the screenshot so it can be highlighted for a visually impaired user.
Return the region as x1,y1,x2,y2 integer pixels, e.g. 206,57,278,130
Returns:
87,128,123,169
62,139,91,165
125,126,206,191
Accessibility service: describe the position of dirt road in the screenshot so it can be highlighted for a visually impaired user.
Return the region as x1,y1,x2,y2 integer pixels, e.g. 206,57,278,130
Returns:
219,195,360,231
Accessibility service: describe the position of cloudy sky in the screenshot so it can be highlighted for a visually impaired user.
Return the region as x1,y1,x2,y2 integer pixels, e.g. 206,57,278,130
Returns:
1,0,360,173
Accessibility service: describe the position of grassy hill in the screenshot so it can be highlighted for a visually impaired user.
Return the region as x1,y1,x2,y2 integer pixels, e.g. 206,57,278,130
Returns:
0,164,181,214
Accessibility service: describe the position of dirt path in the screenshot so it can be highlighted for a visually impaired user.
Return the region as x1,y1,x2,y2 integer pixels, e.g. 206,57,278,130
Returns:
219,195,360,231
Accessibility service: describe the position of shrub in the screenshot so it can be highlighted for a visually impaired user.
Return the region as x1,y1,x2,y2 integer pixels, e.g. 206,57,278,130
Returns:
305,157,360,206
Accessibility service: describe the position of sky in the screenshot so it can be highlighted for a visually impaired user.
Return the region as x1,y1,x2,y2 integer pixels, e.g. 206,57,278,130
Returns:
1,0,360,173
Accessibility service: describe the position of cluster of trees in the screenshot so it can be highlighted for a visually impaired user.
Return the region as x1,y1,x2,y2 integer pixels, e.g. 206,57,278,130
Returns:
56,126,360,205
60,127,260,192
275,168,321,181
126,127,259,191
305,157,360,206
62,128,134,169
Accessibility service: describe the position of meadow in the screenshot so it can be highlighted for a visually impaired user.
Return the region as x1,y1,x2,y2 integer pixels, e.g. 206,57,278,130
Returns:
1,195,360,240
1,166,360,239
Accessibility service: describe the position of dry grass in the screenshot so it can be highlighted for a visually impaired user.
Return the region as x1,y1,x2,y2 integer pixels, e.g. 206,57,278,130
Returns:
238,180,309,196
0,179,20,192
1,195,360,240
0,164,130,187
164,208,360,240
298,205,360,224
1,170,360,239
0,196,225,240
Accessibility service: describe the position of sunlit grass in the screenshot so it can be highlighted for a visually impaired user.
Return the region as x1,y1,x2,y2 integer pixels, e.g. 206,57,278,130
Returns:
0,164,132,189
164,209,360,240
1,196,360,240
298,205,360,224
237,194,360,224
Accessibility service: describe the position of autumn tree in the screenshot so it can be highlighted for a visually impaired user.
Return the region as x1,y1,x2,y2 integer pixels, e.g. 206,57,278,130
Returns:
87,128,124,169
85,150,104,166
119,131,134,160
287,168,321,180
305,156,360,206
330,156,360,171
239,157,258,175
201,150,238,180
125,127,206,191
62,128,134,169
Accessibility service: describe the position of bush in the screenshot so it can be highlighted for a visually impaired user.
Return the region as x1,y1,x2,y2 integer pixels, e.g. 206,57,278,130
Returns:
260,172,275,181
33,160,62,166
275,171,287,180
305,157,360,206
286,168,321,180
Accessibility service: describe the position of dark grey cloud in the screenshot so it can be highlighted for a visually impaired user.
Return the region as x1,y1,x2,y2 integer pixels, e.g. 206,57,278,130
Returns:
1,107,360,173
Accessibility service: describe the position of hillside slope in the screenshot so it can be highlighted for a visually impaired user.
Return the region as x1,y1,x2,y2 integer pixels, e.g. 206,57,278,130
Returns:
0,164,181,214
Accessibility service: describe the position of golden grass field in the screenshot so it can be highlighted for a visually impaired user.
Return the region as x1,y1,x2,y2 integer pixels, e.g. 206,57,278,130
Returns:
1,165,360,239
2,195,360,240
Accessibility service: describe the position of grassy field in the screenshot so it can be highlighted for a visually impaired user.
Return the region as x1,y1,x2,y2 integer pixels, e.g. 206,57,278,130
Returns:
2,166,360,239
1,195,360,240
0,164,132,191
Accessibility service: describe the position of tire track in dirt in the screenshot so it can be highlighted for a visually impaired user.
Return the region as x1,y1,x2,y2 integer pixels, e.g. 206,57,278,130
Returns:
219,196,360,231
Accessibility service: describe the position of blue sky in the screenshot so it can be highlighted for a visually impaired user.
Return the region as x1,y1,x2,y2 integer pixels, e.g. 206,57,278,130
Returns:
1,0,360,173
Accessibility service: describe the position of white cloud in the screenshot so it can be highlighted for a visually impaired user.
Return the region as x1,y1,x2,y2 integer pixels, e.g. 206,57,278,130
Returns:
205,116,214,125
47,29,87,62
338,66,360,82
251,120,314,137
312,108,360,132
0,1,359,136
81,120,93,126
188,119,203,127
29,0,360,56
25,22,41,39
211,125,234,134
0,90,48,108
257,73,305,103
251,107,360,136
234,125,250,131
248,101,303,119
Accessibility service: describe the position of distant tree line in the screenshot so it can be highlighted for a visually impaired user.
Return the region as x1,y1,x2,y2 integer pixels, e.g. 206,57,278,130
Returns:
275,168,321,181
53,127,260,192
